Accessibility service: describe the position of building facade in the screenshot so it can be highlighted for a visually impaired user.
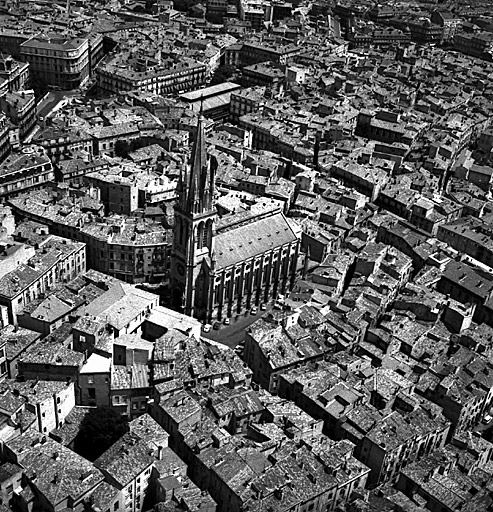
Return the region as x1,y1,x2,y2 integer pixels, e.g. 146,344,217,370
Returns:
0,114,11,164
0,147,54,200
0,235,86,323
0,91,36,140
0,55,30,95
8,192,170,285
19,35,90,90
97,56,207,97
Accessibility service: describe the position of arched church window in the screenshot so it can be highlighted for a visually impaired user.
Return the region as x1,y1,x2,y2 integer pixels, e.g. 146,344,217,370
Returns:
197,221,206,249
205,219,213,249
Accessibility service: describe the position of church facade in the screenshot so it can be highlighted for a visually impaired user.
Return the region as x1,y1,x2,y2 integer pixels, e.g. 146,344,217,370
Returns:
170,114,301,322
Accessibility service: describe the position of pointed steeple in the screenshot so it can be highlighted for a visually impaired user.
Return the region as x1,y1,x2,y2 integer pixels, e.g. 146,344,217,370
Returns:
171,99,218,320
186,107,214,215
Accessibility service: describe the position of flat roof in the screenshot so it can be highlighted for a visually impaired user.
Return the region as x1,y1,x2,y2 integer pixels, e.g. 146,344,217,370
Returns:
80,353,111,374
180,82,241,102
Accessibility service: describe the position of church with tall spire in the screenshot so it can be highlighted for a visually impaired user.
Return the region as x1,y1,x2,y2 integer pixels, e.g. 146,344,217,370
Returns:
170,112,217,319
170,112,301,322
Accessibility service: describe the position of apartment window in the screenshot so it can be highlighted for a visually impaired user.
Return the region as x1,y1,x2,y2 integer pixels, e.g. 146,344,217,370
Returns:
87,375,94,384
0,348,4,359
88,388,96,399
114,502,119,511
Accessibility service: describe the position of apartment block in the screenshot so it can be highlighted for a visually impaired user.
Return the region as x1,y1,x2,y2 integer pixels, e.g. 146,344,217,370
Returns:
19,35,90,90
0,91,36,140
0,147,54,200
0,235,86,323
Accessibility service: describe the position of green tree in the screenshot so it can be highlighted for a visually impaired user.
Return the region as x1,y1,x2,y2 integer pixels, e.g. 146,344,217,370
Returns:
210,64,237,85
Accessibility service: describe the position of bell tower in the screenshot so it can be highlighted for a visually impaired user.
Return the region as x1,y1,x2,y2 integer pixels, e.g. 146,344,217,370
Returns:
170,113,217,319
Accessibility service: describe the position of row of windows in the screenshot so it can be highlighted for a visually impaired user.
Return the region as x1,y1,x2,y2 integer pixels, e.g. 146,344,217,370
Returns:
0,172,52,192
14,257,82,307
214,256,293,303
216,246,294,283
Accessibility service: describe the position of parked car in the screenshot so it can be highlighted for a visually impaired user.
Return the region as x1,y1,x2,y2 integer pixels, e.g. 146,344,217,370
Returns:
260,303,267,311
251,306,258,315
224,317,231,325
202,323,212,333
213,322,220,330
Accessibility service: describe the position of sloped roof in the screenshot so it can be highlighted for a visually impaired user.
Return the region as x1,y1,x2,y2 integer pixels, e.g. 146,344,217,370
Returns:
94,432,154,488
83,284,156,331
215,212,299,269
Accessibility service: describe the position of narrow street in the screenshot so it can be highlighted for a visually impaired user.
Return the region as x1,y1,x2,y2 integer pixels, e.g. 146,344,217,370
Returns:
37,90,80,119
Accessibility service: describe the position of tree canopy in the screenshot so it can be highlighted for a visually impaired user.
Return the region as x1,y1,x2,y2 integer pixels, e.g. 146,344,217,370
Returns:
210,64,237,85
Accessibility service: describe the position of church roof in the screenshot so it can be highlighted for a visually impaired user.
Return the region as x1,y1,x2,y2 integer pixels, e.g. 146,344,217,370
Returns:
215,212,299,269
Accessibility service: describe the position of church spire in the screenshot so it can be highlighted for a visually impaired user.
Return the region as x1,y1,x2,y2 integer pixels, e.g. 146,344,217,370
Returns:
186,108,214,215
170,104,218,320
